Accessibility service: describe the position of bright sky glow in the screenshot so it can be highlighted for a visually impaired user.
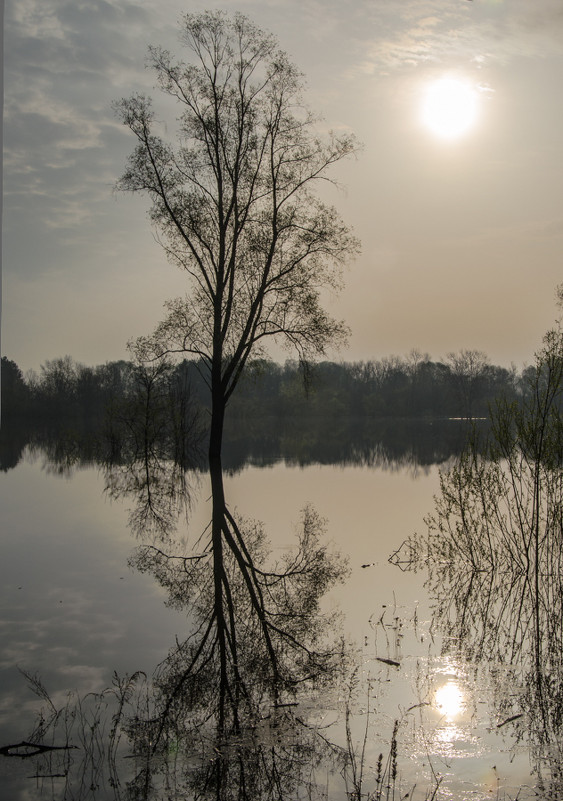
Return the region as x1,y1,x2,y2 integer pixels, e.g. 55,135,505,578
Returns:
421,77,479,139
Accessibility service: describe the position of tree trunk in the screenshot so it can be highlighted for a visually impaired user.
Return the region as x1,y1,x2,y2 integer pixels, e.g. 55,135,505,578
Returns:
209,375,228,731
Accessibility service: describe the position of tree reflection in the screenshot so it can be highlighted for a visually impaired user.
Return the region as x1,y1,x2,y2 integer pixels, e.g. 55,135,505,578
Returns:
121,455,350,759
17,661,347,801
391,325,563,793
123,682,340,801
47,392,349,799
103,358,204,538
104,436,194,540
4,360,454,799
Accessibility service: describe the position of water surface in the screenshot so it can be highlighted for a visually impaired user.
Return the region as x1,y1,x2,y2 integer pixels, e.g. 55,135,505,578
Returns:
0,435,549,799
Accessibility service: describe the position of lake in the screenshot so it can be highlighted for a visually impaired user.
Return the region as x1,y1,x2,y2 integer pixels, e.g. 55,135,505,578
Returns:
0,427,555,800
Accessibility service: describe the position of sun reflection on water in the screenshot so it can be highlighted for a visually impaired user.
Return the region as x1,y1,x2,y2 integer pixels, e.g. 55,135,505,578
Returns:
435,680,465,722
432,678,474,753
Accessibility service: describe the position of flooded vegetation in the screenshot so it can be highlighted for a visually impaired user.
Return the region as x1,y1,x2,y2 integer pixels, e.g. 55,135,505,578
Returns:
391,326,563,798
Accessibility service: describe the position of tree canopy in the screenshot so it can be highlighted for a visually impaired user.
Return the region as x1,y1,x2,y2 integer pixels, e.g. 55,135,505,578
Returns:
115,11,359,434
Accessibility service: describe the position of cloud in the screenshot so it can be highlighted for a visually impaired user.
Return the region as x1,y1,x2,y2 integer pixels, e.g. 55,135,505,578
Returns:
3,0,157,236
4,0,563,373
4,0,366,264
350,0,563,76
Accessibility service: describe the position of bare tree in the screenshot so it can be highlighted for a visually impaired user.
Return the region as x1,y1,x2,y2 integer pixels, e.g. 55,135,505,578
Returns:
114,10,359,465
114,11,358,746
446,348,490,419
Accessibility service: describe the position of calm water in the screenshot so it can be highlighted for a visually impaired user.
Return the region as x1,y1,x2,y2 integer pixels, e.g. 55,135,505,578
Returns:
0,436,551,799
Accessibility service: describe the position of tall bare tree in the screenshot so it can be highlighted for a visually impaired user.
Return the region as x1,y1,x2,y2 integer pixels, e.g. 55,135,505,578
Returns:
114,13,358,737
114,10,359,465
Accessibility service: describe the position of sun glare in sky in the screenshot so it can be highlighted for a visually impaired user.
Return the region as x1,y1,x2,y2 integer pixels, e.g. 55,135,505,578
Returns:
421,77,480,139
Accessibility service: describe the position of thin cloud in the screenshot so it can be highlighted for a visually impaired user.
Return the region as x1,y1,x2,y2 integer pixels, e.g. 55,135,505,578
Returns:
3,0,158,236
351,0,563,76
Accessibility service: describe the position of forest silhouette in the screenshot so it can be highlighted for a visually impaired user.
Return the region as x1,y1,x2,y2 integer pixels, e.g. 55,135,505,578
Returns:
1,351,516,473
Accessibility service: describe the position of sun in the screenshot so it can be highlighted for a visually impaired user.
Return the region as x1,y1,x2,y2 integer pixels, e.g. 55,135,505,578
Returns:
421,77,479,140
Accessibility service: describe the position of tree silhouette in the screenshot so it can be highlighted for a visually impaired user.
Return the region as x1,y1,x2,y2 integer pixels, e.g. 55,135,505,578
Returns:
114,13,359,747
114,10,359,467
102,442,352,799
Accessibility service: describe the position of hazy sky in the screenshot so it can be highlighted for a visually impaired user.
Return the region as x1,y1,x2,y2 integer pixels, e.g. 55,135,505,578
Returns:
3,0,563,372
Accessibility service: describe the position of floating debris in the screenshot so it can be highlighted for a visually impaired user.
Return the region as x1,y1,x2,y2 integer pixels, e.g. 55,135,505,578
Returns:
376,657,401,668
0,741,78,758
497,713,523,728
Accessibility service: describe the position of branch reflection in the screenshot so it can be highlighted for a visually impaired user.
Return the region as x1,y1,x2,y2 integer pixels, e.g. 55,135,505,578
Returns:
16,401,361,800
391,330,563,797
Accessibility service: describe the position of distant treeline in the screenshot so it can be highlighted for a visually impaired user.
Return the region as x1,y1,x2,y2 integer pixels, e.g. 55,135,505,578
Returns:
2,350,526,430
2,350,523,472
